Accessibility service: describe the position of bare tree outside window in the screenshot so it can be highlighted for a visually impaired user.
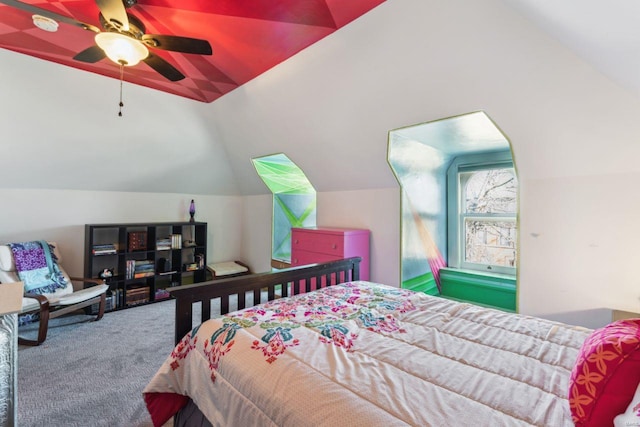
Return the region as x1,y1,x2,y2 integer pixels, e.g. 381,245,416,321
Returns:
461,169,517,269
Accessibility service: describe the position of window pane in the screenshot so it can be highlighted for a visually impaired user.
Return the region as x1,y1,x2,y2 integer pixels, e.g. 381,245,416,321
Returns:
464,169,517,214
465,219,517,268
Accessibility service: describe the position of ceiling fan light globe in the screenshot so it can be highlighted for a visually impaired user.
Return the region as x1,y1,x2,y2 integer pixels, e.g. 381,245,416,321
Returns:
95,32,148,66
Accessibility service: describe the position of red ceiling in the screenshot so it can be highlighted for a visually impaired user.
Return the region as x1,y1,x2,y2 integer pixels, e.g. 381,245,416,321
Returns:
0,0,385,102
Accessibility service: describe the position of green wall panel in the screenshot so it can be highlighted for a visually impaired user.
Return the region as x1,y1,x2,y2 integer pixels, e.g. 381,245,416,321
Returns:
402,272,439,296
439,268,516,312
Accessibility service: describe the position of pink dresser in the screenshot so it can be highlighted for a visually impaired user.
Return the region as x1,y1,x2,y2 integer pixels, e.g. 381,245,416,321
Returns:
291,227,370,281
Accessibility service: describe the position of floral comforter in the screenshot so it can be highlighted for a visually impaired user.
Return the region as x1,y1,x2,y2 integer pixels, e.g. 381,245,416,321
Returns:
143,281,590,426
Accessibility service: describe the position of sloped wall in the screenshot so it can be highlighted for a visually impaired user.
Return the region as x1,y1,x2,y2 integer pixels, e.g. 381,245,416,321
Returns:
0,49,237,196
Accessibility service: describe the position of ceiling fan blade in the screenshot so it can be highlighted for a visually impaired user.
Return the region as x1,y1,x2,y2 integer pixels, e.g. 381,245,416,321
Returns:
142,34,212,55
143,53,185,82
73,45,106,63
0,0,100,32
95,0,130,31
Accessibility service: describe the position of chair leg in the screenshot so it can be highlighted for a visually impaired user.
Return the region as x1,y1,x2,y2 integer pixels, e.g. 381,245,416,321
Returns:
18,337,38,346
18,293,106,346
95,293,106,321
18,309,50,346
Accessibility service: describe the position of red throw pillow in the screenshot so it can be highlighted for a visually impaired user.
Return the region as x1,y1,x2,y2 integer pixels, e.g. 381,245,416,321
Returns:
569,319,640,426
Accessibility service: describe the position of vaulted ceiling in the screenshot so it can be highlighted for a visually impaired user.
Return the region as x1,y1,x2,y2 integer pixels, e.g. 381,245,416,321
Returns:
3,0,640,198
0,0,385,102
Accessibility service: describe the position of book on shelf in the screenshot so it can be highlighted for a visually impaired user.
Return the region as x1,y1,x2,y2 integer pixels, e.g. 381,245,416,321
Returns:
157,271,177,276
125,259,155,280
105,288,124,310
156,237,172,251
92,243,117,255
134,261,154,274
105,288,124,311
128,231,148,251
126,286,150,306
134,260,154,268
125,260,134,279
184,263,200,272
171,234,182,249
134,272,154,278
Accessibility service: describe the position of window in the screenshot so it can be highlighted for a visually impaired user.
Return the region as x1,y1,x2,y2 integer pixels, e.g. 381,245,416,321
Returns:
252,154,316,264
448,153,518,275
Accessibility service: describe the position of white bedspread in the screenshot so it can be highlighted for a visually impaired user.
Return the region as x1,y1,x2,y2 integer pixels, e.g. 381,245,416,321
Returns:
144,281,590,426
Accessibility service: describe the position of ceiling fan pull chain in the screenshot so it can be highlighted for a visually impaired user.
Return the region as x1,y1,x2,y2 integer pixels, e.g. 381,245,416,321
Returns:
118,62,124,117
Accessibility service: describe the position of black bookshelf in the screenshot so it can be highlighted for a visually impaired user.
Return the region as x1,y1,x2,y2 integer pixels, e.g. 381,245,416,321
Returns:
84,221,207,311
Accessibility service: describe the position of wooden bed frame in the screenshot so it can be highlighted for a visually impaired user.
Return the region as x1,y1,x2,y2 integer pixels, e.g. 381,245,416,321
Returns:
168,257,362,344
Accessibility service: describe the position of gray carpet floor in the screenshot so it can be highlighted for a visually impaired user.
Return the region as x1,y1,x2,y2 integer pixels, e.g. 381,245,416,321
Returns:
17,299,181,427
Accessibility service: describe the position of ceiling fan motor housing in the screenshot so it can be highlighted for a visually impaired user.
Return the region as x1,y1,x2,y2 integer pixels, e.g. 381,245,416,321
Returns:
99,12,144,40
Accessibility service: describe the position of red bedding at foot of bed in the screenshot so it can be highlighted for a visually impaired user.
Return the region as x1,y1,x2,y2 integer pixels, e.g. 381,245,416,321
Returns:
144,392,189,427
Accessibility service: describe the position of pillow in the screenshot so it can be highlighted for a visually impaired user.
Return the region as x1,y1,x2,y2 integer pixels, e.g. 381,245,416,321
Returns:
614,381,640,427
569,319,640,426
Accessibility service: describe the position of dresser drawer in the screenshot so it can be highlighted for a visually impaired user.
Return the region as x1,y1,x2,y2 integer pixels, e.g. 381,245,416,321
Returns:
291,250,341,266
292,230,344,256
290,227,370,281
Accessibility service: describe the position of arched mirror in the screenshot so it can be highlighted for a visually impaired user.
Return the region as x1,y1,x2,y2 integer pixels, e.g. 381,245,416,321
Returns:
388,111,518,311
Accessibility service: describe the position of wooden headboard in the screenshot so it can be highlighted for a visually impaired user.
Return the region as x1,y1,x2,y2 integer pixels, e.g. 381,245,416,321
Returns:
168,257,361,344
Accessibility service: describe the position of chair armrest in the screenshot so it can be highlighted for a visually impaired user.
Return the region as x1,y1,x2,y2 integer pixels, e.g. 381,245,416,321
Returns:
23,293,50,311
69,276,104,288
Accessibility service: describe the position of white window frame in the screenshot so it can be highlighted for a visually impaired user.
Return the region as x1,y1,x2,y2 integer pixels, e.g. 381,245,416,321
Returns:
447,151,517,276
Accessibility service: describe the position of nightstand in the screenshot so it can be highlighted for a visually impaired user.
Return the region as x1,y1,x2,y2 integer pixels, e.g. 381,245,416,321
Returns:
612,310,640,321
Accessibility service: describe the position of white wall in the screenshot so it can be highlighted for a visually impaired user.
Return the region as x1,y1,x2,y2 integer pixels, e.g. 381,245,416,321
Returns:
519,173,640,316
241,194,273,274
241,188,401,286
0,189,244,278
317,188,400,286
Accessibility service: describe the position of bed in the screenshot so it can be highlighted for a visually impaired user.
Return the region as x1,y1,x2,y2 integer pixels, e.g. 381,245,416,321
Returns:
143,257,640,427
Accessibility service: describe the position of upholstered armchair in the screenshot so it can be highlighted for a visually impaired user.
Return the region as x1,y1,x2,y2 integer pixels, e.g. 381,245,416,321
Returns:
0,241,108,346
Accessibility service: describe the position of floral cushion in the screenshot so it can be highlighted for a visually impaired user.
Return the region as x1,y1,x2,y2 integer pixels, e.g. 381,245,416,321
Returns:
569,319,640,426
